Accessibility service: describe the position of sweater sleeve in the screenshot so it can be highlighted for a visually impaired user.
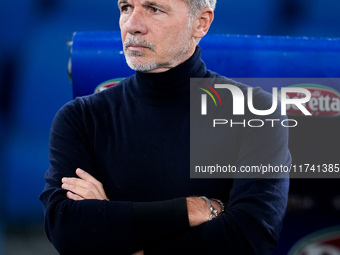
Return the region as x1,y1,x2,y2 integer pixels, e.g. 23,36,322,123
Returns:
144,179,289,255
144,88,291,254
39,99,190,255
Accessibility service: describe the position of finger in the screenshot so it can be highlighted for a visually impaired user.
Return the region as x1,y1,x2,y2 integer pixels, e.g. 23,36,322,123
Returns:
62,177,89,189
76,168,100,185
62,178,103,199
66,191,84,201
62,177,101,196
62,170,108,200
75,169,108,199
62,183,98,200
61,178,92,195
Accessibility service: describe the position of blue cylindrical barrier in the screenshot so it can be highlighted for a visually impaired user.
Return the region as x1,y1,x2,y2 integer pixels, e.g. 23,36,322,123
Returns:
71,31,340,98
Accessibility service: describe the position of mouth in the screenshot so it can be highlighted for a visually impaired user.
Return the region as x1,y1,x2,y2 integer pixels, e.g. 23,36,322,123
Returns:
126,44,150,51
124,38,156,52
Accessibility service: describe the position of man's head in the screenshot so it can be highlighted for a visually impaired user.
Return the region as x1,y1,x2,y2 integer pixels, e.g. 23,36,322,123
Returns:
118,0,215,73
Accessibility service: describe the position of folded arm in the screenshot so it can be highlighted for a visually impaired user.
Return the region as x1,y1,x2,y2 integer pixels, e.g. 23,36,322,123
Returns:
40,91,290,254
40,100,196,254
60,168,223,254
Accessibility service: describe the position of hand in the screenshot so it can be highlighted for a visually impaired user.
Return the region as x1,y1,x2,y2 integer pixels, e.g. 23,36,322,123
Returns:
61,168,109,201
132,251,144,255
186,197,224,227
186,197,210,227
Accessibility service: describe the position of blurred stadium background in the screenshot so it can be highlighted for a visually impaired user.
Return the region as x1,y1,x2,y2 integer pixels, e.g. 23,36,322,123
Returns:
0,0,339,254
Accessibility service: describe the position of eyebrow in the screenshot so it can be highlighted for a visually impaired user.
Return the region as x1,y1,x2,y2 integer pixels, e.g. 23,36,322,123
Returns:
117,0,170,11
144,1,170,11
117,0,128,6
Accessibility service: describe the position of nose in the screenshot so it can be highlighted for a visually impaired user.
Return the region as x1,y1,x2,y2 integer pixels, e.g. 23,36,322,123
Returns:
122,9,147,35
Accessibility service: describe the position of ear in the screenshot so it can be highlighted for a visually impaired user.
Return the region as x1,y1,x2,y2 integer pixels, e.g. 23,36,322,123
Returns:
192,7,214,39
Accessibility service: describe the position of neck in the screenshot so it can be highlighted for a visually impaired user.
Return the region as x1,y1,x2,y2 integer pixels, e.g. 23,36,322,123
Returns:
131,46,207,104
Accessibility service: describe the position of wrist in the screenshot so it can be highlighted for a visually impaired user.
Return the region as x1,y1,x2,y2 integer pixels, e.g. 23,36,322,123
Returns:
200,196,218,220
186,197,210,227
210,198,225,214
186,196,225,227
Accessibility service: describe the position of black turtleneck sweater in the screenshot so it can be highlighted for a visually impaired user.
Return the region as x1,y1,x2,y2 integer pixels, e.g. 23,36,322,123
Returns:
40,47,290,255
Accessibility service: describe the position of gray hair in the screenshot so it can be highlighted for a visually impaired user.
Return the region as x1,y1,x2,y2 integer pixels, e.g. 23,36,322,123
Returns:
182,0,217,21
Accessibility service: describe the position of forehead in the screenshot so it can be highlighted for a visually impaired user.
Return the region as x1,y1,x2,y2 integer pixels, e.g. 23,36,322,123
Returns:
118,0,185,7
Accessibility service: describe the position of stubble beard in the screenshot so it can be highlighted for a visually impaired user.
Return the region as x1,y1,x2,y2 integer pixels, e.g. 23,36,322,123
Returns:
124,31,193,73
125,50,159,72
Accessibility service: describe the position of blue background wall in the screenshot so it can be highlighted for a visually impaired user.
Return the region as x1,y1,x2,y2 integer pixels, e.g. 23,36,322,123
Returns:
0,0,339,254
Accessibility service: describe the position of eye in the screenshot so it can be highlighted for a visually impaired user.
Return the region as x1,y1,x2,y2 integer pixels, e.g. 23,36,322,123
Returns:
120,4,133,13
149,6,162,14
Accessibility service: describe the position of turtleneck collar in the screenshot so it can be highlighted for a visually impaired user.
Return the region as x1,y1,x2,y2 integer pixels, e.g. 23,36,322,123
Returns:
131,46,207,103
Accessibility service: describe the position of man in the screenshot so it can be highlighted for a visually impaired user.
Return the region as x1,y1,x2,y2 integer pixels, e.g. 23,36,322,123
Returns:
40,0,291,254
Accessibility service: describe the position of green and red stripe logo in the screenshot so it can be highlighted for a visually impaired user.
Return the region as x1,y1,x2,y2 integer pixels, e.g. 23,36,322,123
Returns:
94,78,125,93
199,83,223,107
